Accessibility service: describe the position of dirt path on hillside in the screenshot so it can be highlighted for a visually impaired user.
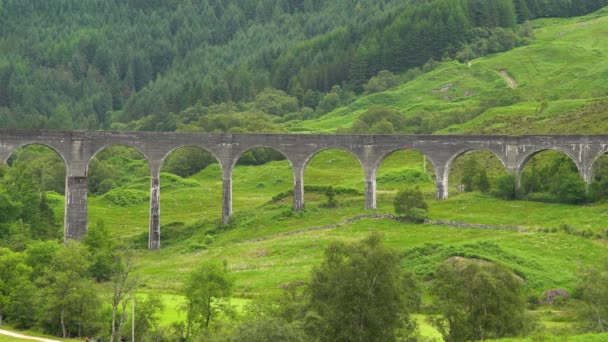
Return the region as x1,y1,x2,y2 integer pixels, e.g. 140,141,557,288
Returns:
498,69,518,88
0,329,61,342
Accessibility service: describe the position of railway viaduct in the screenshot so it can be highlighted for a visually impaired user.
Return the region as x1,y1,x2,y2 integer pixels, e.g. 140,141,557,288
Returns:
1,129,607,249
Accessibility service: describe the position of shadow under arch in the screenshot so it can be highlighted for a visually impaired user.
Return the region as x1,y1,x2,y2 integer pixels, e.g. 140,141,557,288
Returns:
374,148,437,212
159,146,223,226
447,148,508,195
303,147,366,208
87,144,151,244
232,146,293,215
2,143,67,240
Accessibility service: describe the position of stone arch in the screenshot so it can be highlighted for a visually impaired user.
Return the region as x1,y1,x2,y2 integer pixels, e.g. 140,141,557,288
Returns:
3,143,70,240
446,148,508,174
517,147,583,178
88,143,151,169
374,148,438,210
302,147,366,208
4,142,68,167
160,145,222,175
446,148,509,195
373,148,439,180
87,144,152,244
230,145,293,170
231,146,294,210
159,145,224,224
303,147,364,172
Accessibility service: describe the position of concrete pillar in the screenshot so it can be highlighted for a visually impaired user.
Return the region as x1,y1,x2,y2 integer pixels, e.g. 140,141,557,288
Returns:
293,165,305,211
222,168,232,224
435,166,448,200
364,167,377,210
149,166,161,250
64,176,88,241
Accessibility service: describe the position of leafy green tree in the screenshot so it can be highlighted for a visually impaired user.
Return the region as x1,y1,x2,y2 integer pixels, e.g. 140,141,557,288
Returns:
309,233,420,342
574,261,608,332
0,247,31,326
183,261,233,340
38,241,101,338
549,165,587,204
430,260,531,341
478,169,491,193
109,249,139,342
494,173,518,200
461,158,479,192
394,187,428,223
84,220,115,282
124,295,165,342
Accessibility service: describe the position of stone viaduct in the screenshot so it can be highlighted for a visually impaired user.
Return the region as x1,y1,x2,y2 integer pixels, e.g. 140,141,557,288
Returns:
1,129,607,249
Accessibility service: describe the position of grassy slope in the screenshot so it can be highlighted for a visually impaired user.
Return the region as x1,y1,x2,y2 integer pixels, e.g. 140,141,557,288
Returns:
293,7,608,135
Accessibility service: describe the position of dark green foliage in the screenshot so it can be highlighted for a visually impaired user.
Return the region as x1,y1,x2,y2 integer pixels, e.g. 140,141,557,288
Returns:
494,174,519,200
430,260,532,341
350,106,407,134
322,186,337,208
520,152,588,204
228,318,306,342
103,189,150,206
575,261,608,332
478,169,491,193
309,233,420,341
0,0,602,132
163,147,218,178
394,187,429,222
83,220,115,282
377,168,432,185
462,158,479,192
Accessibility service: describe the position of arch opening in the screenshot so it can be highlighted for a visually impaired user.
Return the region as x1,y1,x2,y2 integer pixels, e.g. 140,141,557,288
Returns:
232,147,292,216
588,153,608,203
160,146,223,236
448,150,508,197
87,145,150,245
520,150,586,204
303,149,365,209
376,149,436,213
1,144,67,243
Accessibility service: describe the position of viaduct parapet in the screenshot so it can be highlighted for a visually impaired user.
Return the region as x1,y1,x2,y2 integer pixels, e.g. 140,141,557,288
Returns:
1,129,606,249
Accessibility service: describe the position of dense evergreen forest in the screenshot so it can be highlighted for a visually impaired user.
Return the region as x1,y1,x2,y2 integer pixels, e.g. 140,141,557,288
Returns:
0,0,605,131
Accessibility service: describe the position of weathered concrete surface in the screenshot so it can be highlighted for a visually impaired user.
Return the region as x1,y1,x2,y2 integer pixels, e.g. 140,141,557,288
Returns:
1,129,606,249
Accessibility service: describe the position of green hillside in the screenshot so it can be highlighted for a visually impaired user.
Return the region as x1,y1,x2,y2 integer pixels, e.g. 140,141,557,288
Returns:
297,6,608,135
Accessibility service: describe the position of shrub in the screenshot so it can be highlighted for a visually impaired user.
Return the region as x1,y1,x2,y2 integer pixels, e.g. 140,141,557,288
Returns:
104,189,149,206
394,187,428,223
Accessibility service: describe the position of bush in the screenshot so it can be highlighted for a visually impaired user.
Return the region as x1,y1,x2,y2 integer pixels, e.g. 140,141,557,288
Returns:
104,189,149,206
394,187,428,223
430,261,532,341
